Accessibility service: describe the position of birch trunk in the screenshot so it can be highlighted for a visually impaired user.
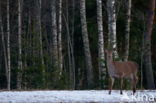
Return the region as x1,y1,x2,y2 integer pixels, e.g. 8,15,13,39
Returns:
7,0,11,90
107,0,118,59
96,0,106,87
58,0,63,78
17,0,23,89
80,0,93,87
51,0,59,80
143,0,155,89
124,0,131,61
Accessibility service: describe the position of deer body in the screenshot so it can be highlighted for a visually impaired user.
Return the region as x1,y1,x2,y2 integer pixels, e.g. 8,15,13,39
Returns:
107,61,138,79
106,50,138,95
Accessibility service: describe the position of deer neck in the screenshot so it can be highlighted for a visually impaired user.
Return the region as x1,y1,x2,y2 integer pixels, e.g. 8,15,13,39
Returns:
107,58,116,76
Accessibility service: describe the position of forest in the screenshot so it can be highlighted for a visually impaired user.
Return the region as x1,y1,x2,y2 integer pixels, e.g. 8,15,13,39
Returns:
0,0,156,91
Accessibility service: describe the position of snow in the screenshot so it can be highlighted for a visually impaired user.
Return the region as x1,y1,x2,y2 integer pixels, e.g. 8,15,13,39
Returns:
0,90,155,103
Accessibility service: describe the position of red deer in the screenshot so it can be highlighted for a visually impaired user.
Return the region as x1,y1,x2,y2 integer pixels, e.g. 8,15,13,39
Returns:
105,50,138,95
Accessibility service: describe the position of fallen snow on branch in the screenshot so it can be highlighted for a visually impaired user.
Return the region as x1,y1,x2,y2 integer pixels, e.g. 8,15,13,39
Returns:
0,90,155,103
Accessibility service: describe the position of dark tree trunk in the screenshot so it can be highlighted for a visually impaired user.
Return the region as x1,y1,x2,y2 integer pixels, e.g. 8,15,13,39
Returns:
80,0,94,88
0,7,9,90
143,0,155,89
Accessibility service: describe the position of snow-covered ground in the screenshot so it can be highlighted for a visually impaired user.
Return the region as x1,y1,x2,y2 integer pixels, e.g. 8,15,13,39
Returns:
0,90,155,103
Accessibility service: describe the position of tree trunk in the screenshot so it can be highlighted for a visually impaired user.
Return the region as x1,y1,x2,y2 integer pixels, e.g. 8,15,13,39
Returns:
58,0,63,78
124,0,131,61
96,0,106,88
37,0,45,86
63,0,76,89
51,0,59,82
7,0,11,90
0,8,9,90
71,0,76,89
143,0,155,89
80,0,94,88
107,0,118,59
17,0,23,90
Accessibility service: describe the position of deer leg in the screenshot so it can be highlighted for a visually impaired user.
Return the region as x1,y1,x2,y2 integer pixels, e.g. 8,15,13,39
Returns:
109,77,114,95
133,76,138,95
132,80,136,95
120,78,123,95
130,79,134,95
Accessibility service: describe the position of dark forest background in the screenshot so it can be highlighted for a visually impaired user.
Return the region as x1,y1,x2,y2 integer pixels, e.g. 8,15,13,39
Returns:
0,0,156,90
